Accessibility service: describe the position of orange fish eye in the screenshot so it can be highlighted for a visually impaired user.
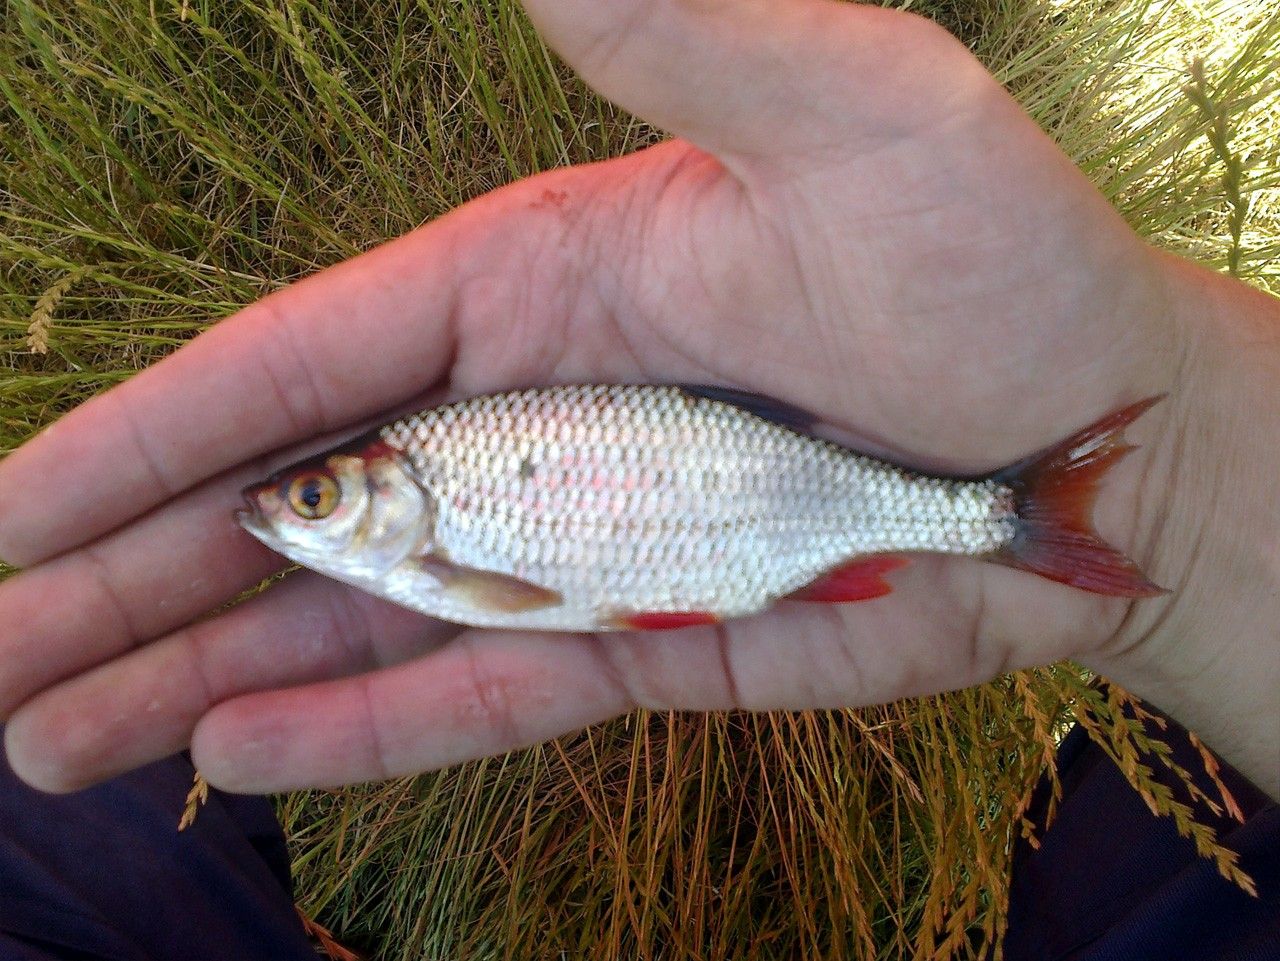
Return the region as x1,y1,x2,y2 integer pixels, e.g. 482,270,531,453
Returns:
286,472,340,520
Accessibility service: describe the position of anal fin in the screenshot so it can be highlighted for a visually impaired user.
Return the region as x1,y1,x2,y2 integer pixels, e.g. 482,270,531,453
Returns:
787,555,908,603
611,611,721,631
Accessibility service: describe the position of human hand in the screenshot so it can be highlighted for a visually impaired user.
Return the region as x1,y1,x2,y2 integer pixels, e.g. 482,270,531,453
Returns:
1,0,1272,795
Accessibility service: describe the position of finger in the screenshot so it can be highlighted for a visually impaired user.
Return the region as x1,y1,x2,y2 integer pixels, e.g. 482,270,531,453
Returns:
718,563,1119,711
0,464,282,719
549,560,1104,715
183,578,986,794
0,157,623,567
520,0,965,165
189,629,637,792
0,411,429,719
3,573,460,793
188,558,1120,794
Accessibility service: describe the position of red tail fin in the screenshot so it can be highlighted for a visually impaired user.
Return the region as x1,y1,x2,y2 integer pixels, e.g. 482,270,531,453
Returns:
993,397,1167,598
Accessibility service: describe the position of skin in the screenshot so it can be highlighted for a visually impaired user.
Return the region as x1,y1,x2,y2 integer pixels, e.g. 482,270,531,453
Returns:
0,0,1276,799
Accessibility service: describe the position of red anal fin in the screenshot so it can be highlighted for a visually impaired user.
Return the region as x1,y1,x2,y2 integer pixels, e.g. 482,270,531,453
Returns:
614,611,721,631
787,555,909,603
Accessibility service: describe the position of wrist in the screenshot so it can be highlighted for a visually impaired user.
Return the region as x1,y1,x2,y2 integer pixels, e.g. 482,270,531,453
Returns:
1084,247,1280,798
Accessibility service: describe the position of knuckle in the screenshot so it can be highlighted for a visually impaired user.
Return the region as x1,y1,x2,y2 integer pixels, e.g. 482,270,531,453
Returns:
109,389,180,499
178,621,222,712
460,639,522,746
357,676,395,782
251,298,332,438
80,546,147,652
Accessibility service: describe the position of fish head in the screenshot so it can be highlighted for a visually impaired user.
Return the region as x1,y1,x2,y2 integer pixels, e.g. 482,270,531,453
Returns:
237,435,432,578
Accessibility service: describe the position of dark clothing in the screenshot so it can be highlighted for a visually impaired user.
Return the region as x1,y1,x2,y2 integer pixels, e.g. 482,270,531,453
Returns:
1003,721,1279,960
0,716,1275,960
0,746,313,961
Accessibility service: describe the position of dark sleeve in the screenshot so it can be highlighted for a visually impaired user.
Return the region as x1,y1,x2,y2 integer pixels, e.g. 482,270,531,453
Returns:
0,736,316,961
1004,708,1280,961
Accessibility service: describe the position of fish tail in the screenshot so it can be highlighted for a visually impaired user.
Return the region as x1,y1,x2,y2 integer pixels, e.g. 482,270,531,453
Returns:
991,396,1168,597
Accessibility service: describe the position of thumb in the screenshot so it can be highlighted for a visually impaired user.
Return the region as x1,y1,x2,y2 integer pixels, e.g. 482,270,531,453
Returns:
520,0,978,166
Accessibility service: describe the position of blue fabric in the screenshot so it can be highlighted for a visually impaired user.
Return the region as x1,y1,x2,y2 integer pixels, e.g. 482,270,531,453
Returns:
1004,713,1279,960
0,737,314,961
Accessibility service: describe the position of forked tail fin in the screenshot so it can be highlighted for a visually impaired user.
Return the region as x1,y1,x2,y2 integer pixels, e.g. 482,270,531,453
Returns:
992,397,1167,597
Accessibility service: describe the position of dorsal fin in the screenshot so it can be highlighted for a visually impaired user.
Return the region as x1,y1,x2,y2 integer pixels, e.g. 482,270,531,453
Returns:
679,385,818,433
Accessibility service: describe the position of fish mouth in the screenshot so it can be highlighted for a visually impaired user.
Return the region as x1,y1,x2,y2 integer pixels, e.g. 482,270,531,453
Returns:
235,490,273,540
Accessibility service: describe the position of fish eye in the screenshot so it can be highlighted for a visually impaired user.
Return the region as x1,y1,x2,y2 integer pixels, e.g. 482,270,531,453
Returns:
286,473,339,520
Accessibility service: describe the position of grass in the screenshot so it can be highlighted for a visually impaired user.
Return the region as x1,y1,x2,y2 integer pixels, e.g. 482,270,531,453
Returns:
2,0,1277,958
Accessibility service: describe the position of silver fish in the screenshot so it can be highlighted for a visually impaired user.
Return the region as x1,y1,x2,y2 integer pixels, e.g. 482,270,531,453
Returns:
237,384,1163,631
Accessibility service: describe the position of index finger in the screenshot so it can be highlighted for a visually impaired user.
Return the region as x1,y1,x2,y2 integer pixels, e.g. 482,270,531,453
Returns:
0,178,559,567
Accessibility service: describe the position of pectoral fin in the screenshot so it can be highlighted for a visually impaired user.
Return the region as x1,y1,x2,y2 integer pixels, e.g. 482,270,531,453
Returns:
417,554,562,613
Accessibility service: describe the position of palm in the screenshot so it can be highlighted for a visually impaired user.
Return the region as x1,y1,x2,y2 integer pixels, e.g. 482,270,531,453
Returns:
0,3,1175,792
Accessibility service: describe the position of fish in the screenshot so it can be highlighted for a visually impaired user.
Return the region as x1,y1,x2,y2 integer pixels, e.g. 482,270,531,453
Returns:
236,384,1165,632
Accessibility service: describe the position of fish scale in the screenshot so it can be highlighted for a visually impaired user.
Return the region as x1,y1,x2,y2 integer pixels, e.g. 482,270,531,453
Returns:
374,385,1011,628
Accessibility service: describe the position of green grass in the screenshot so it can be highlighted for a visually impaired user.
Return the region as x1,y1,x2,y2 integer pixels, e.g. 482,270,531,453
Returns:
3,0,1277,958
